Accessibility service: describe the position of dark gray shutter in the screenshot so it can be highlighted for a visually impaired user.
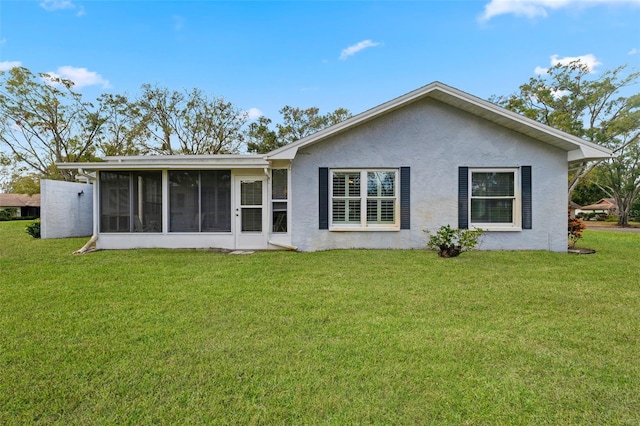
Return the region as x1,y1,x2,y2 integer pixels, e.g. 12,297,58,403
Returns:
521,166,532,229
319,167,329,230
458,167,469,229
400,167,410,229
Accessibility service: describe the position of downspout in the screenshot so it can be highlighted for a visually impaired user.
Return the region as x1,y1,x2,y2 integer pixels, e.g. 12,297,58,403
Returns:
268,240,298,251
74,168,99,254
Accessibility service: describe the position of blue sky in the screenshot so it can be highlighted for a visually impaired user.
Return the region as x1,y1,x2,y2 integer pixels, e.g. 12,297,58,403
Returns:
1,0,639,121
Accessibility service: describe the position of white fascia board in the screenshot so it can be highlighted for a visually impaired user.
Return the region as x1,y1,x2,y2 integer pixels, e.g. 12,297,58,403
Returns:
568,145,616,163
266,81,615,163
60,156,287,169
57,155,270,171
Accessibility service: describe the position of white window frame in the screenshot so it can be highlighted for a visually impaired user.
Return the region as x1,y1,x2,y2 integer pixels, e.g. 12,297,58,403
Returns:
469,168,521,231
271,168,289,234
330,169,400,231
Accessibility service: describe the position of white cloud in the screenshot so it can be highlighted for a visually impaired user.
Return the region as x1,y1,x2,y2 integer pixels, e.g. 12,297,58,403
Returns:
550,54,601,72
534,66,548,75
40,0,76,11
247,108,263,120
629,48,639,55
479,0,640,22
339,40,381,60
0,61,22,71
534,54,602,75
45,66,110,89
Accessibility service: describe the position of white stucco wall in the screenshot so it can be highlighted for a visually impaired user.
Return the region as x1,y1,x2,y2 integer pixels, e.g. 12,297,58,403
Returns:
290,98,568,252
41,179,93,239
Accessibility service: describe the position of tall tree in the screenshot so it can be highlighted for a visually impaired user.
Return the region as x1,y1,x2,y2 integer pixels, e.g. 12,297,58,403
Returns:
0,66,106,181
96,93,147,156
247,106,352,154
135,84,247,155
492,62,640,207
596,137,640,225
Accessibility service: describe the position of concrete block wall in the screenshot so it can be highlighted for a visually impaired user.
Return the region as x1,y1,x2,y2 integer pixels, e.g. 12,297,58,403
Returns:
41,179,93,239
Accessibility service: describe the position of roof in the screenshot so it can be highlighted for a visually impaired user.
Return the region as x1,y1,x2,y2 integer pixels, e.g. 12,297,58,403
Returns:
0,193,41,208
57,154,269,171
266,81,614,163
580,198,618,211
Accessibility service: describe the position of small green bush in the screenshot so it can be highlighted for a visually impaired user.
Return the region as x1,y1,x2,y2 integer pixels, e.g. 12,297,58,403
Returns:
425,225,483,258
25,220,41,239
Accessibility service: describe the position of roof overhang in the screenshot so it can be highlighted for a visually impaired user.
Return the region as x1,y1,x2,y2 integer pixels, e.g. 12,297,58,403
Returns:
265,82,614,163
57,154,270,172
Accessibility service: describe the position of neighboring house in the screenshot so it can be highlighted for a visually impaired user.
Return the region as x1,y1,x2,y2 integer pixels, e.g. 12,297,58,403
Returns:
569,201,581,218
576,198,619,216
0,193,41,217
57,82,613,252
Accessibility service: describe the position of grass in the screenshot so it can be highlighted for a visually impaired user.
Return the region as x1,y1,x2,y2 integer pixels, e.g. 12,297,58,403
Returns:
1,220,639,424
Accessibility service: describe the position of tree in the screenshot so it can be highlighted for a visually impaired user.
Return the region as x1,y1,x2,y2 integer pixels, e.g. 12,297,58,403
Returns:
6,172,40,195
96,93,147,156
492,62,640,205
0,66,106,181
135,84,247,155
246,116,278,153
595,138,640,225
247,106,352,153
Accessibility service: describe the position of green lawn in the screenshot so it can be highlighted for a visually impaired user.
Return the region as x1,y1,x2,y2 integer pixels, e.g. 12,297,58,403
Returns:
1,221,639,424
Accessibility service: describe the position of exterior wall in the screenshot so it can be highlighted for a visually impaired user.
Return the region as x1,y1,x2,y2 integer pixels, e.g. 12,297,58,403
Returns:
290,98,568,252
41,179,93,239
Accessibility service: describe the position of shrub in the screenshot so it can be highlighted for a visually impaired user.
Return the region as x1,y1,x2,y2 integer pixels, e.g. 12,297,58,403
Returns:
425,225,483,258
25,220,41,239
568,215,585,249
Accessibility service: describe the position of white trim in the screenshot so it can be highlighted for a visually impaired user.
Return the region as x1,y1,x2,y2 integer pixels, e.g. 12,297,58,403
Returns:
468,168,521,232
329,169,400,231
266,82,614,162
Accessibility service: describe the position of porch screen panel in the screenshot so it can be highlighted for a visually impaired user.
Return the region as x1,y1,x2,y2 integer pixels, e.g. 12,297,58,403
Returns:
132,171,162,232
169,171,199,232
100,171,130,232
200,170,231,232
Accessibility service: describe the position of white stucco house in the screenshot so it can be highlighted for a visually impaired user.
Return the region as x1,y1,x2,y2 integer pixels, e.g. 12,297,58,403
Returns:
57,82,613,252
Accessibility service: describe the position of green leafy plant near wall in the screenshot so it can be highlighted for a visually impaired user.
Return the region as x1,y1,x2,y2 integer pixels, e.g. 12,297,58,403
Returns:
25,220,40,239
425,225,483,258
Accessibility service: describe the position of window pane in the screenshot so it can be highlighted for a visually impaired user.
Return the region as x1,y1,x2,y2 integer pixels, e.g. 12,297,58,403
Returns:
241,180,262,206
132,171,162,233
367,199,395,223
348,174,360,197
367,172,395,197
100,171,130,232
242,208,262,232
471,199,513,223
472,172,514,197
201,170,231,232
333,199,346,222
272,169,288,200
348,199,361,222
169,171,199,232
272,201,287,233
333,172,360,197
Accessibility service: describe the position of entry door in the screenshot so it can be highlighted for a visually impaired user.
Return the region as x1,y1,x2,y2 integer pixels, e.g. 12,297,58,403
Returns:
235,176,268,249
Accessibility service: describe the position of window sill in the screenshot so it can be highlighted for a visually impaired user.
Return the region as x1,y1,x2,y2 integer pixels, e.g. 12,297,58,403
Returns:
473,226,522,232
329,227,400,232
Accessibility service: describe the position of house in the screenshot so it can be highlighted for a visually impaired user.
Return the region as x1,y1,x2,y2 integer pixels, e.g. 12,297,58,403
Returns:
576,198,618,217
0,193,41,217
56,82,613,252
